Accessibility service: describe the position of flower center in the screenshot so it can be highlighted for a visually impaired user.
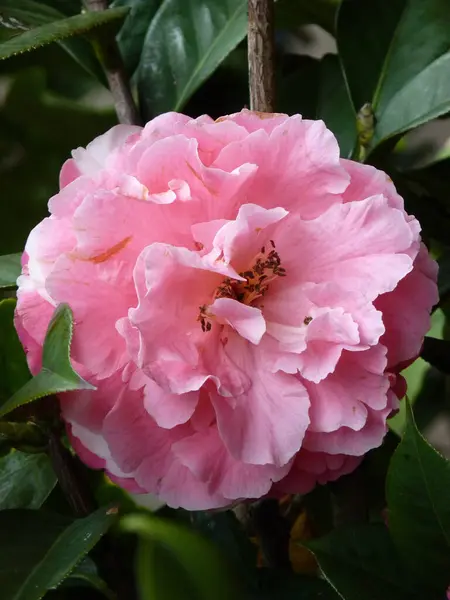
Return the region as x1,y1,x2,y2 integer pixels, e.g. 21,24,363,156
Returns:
198,240,286,332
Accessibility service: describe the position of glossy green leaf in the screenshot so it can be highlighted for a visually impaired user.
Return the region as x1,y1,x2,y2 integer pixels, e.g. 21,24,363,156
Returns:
0,253,21,288
0,451,56,510
0,421,48,452
386,399,450,592
0,0,105,82
0,299,31,404
0,506,117,600
112,0,161,75
317,54,356,159
0,304,94,419
0,6,128,61
58,557,115,599
375,52,450,141
337,0,450,149
307,523,421,600
137,0,247,117
122,513,240,600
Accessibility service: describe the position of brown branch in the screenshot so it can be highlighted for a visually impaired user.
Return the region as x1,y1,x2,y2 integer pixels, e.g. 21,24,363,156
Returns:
247,0,276,113
85,0,141,125
48,430,96,517
43,396,96,517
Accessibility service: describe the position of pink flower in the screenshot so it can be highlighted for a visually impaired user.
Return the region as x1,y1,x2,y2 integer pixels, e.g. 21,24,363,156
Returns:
15,110,438,510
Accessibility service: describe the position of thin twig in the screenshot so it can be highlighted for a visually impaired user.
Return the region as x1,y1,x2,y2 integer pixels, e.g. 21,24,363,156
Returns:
247,0,276,112
85,0,141,125
44,395,96,517
48,431,95,516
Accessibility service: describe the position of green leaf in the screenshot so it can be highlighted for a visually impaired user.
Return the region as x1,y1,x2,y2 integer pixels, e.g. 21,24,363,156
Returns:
122,513,241,600
0,304,94,419
58,557,115,599
0,0,106,82
189,511,257,590
137,0,247,117
0,451,56,510
375,52,450,142
112,0,161,75
316,54,356,159
307,523,420,600
0,299,31,404
0,506,117,600
0,6,128,61
386,399,450,592
0,0,63,24
0,253,22,288
337,0,450,150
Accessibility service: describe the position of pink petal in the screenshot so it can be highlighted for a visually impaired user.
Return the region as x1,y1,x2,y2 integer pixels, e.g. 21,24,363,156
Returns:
103,392,227,509
303,404,392,456
23,217,75,296
376,244,438,367
274,196,416,300
210,298,266,344
14,289,54,374
71,124,141,177
341,159,405,211
155,463,229,510
219,109,290,134
127,243,243,394
133,135,257,217
49,175,97,218
264,307,360,382
305,348,389,433
296,308,360,383
173,427,290,500
46,256,133,378
274,449,362,495
211,336,310,466
209,203,288,266
214,115,349,218
138,371,199,429
59,158,81,188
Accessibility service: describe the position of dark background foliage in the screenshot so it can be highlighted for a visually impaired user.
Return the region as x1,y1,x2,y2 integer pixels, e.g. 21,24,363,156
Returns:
1,1,450,599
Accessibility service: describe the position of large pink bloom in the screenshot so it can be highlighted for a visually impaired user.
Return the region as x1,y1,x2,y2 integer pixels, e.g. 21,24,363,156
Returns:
15,110,438,509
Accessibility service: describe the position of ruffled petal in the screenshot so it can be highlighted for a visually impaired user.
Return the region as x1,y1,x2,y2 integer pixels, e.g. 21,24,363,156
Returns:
214,115,349,218
173,427,290,500
211,336,310,466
